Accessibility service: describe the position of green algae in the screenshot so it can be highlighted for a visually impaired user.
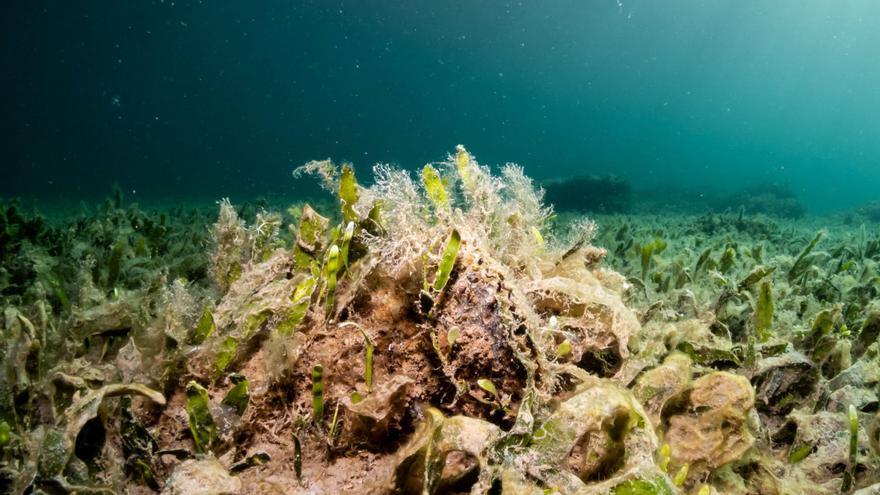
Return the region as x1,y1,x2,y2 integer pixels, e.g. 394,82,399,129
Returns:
191,306,216,345
323,244,341,314
640,238,667,279
276,276,316,336
738,265,775,291
312,364,325,423
221,374,249,416
755,280,773,342
422,163,448,211
215,336,238,377
230,451,270,473
611,477,676,495
185,381,217,454
843,403,859,492
293,204,330,273
293,434,303,480
788,230,825,282
433,228,460,293
339,164,360,223
340,220,355,271
0,421,9,447
788,442,813,464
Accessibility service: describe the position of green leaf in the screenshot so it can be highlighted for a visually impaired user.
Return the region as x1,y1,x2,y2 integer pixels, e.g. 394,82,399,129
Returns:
531,226,545,249
221,374,249,416
843,404,859,491
447,326,461,348
324,245,340,314
340,221,355,271
185,381,217,454
755,281,774,342
694,247,712,274
277,276,316,336
555,339,572,359
244,309,272,338
640,243,654,280
658,443,671,472
231,452,270,473
339,164,359,223
476,378,499,400
737,265,776,291
611,477,676,495
293,434,303,480
788,443,812,464
640,239,667,279
312,364,325,423
455,145,475,193
673,463,689,486
215,336,238,377
328,403,342,445
365,340,374,393
365,200,385,235
788,231,824,281
293,204,330,272
422,164,448,210
433,229,461,293
191,307,216,345
0,421,9,447
719,246,736,273
837,259,856,274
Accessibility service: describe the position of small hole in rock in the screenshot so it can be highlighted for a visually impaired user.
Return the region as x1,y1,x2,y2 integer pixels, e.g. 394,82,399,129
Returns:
75,416,106,462
436,451,479,494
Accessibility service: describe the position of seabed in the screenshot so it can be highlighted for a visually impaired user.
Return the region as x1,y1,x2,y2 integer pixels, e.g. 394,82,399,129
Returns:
1,147,879,494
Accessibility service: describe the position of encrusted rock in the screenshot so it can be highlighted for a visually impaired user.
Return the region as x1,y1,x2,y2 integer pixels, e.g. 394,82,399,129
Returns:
632,352,692,427
162,457,242,495
665,372,755,478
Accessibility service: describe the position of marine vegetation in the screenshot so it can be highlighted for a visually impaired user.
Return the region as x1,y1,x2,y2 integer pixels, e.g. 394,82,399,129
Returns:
593,211,880,494
1,148,879,494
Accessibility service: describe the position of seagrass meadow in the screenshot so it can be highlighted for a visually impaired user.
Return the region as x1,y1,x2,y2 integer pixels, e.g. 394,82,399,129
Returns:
1,147,880,494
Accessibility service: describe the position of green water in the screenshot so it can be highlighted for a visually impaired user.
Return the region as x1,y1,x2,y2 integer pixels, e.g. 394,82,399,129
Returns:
3,1,880,214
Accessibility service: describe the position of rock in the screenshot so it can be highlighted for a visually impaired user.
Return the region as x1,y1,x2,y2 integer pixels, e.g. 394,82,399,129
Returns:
752,352,819,416
162,458,242,495
632,352,692,428
665,372,755,477
340,375,414,447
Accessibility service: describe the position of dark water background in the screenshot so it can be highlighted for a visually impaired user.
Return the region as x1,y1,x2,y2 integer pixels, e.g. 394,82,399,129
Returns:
3,0,880,214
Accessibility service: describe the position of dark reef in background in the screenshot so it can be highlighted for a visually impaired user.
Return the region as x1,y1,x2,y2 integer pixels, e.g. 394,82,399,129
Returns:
631,185,716,215
855,201,880,223
542,175,631,214
714,184,806,219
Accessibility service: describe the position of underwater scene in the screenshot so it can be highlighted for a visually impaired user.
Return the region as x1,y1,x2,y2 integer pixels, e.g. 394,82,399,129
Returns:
3,1,880,494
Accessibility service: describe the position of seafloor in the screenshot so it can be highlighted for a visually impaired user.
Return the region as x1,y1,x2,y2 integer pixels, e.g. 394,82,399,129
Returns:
1,148,879,495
